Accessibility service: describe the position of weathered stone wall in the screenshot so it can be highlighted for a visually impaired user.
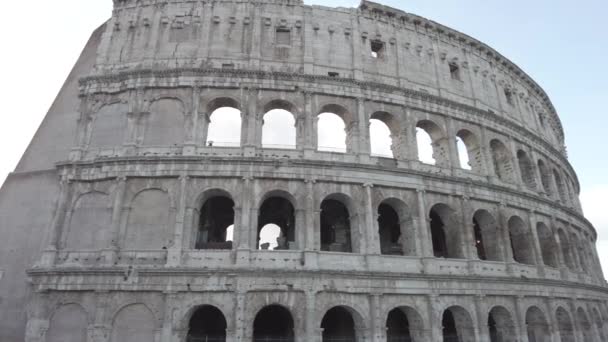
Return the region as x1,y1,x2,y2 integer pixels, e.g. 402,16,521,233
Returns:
0,1,605,342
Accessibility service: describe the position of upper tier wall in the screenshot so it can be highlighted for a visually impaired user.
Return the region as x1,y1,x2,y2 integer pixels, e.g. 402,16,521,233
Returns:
101,0,565,150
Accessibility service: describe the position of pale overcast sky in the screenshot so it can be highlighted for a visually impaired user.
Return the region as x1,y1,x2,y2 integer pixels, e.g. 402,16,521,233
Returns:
1,0,606,270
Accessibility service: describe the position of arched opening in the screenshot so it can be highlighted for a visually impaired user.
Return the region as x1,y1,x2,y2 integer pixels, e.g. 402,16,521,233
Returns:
321,197,353,253
197,196,235,250
490,139,514,182
517,150,537,190
508,216,535,265
537,160,553,196
488,306,516,342
318,112,347,153
416,120,448,166
456,130,482,171
572,234,588,273
207,106,242,147
321,307,357,342
553,170,568,204
577,308,594,342
370,112,399,158
187,305,227,342
386,307,425,342
258,196,295,250
556,307,575,342
592,308,607,342
416,127,435,165
378,203,402,255
253,305,294,342
442,306,475,342
558,229,575,270
536,223,559,268
526,306,550,342
262,109,296,149
473,210,502,261
430,204,462,259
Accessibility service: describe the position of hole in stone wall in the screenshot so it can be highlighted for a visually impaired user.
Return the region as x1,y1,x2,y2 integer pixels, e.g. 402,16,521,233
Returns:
456,136,471,170
207,107,242,147
321,307,356,342
262,109,296,149
386,308,412,341
371,39,385,58
320,199,352,253
253,305,295,342
318,112,347,153
187,305,227,341
257,196,295,250
369,119,394,158
449,62,461,80
378,203,402,255
196,196,235,250
416,127,435,165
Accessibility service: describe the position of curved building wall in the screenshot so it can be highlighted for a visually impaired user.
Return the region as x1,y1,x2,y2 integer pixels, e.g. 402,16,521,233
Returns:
0,1,605,342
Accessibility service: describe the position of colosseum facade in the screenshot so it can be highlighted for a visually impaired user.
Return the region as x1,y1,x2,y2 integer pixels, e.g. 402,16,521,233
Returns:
0,0,606,341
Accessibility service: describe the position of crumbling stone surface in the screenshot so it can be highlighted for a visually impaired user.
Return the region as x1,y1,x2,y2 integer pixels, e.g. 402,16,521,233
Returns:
0,1,606,341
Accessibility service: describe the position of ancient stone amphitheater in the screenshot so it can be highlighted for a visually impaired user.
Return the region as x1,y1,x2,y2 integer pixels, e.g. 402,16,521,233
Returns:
0,0,606,341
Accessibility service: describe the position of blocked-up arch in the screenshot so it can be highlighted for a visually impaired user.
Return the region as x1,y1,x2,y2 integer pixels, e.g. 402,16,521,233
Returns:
442,306,475,342
473,210,502,262
143,98,185,146
572,234,588,273
490,139,515,182
537,159,553,196
66,191,111,250
378,198,415,256
46,304,88,342
576,308,595,342
370,111,399,158
258,191,296,250
111,304,156,342
456,129,483,171
89,102,128,147
517,150,537,190
187,305,227,341
386,306,426,342
525,306,550,342
320,193,357,253
558,229,576,270
207,105,242,147
536,223,559,268
556,307,575,342
488,306,516,342
253,305,295,341
416,120,449,166
508,216,536,265
124,189,172,250
321,306,365,342
262,100,297,149
429,203,463,259
553,170,568,204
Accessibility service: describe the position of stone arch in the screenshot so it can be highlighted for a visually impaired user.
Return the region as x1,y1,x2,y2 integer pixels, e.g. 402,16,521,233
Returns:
473,209,502,262
46,304,88,342
206,96,241,113
124,188,173,250
576,307,595,342
386,306,426,342
557,229,576,270
525,306,550,342
416,120,449,167
508,216,536,265
591,307,607,341
262,99,298,149
143,97,186,146
194,188,236,250
253,305,295,341
111,304,156,342
186,305,227,341
487,306,516,342
370,111,399,158
571,233,588,273
442,305,476,342
257,190,297,250
456,129,483,172
537,159,553,196
555,307,575,342
536,222,559,268
553,169,568,204
490,139,515,182
378,198,415,256
429,203,463,259
206,100,242,147
320,193,359,253
89,102,128,148
517,150,537,190
65,191,112,250
320,305,367,342
317,104,352,153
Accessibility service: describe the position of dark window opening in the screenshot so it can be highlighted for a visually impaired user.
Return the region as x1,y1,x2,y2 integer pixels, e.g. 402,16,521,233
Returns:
505,89,514,105
276,28,291,46
187,306,227,342
322,307,356,342
328,72,340,77
321,200,352,253
196,196,234,250
442,310,459,342
253,305,294,342
371,40,385,58
257,197,295,250
430,209,448,258
378,204,403,255
387,309,413,342
449,62,461,80
488,314,499,342
473,217,487,260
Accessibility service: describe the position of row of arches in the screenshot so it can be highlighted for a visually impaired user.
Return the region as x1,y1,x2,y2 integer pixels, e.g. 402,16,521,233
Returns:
85,98,577,208
44,301,608,342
